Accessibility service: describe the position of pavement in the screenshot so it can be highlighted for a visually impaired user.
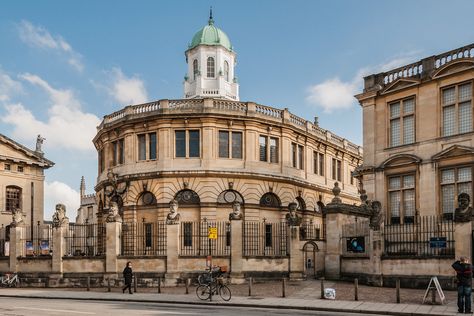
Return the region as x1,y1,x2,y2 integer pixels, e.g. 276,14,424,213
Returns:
0,279,469,316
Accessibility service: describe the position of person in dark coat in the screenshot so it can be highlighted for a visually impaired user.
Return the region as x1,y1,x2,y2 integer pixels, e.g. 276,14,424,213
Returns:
122,261,133,294
452,256,472,313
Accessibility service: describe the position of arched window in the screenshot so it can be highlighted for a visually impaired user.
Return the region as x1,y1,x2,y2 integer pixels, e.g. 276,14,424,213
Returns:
207,57,215,78
296,197,306,211
259,192,281,208
6,186,21,213
217,190,244,204
193,59,198,80
175,189,200,205
138,191,157,206
224,61,229,82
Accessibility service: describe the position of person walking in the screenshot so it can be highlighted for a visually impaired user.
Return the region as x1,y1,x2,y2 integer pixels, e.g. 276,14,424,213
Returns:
452,256,472,313
122,261,133,294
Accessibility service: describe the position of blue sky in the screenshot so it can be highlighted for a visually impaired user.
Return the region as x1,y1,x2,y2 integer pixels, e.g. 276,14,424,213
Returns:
1,0,474,220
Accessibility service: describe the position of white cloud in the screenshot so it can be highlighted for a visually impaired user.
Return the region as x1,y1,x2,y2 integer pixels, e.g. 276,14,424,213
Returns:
108,67,148,105
0,68,22,102
44,181,79,221
2,73,100,151
18,20,84,72
306,52,421,113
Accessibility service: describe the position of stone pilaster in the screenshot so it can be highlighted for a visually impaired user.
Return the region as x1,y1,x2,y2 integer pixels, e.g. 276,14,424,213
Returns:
105,221,122,274
324,212,342,279
368,229,383,286
51,225,67,274
229,219,245,283
455,221,472,261
164,223,179,285
288,225,304,280
9,226,23,272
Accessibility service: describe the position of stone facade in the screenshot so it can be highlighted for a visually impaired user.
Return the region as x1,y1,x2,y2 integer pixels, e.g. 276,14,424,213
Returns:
75,176,97,224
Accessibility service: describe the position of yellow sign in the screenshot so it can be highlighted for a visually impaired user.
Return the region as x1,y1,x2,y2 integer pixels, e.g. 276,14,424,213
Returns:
208,227,218,239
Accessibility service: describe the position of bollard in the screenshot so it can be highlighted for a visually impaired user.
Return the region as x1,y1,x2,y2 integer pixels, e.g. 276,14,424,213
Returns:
282,278,286,298
87,276,90,292
158,277,161,294
185,278,190,294
107,278,111,292
354,278,358,301
134,274,137,293
320,277,325,299
248,277,253,296
396,278,400,303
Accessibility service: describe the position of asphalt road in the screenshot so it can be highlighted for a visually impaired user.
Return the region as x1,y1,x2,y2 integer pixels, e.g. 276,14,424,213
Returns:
0,297,386,316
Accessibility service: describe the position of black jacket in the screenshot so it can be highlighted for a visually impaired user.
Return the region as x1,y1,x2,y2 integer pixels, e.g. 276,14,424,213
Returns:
123,266,133,284
452,261,473,286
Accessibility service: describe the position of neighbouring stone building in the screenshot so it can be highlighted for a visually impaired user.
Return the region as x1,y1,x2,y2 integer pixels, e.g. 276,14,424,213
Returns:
75,176,97,224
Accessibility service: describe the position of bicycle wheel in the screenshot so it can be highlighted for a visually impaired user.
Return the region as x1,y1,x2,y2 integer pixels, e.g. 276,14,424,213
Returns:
196,285,210,300
219,285,231,301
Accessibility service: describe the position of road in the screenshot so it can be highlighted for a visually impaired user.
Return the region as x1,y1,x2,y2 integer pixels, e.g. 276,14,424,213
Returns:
0,297,386,316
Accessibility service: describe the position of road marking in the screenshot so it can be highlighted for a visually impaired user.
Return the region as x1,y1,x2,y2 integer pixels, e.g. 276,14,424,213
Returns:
16,307,95,315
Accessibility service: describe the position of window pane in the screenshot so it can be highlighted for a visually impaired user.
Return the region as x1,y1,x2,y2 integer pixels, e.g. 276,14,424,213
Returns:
390,118,400,147
145,223,152,247
443,105,455,136
265,224,272,247
269,137,278,163
459,83,472,102
232,132,242,159
193,60,198,80
403,175,415,188
403,98,415,114
175,131,186,157
149,133,157,160
113,141,118,166
390,102,400,118
441,185,455,214
219,131,229,158
6,186,21,213
189,130,200,157
292,143,297,168
118,139,124,164
458,182,472,196
183,223,192,247
336,160,341,181
138,134,146,161
458,167,472,182
207,57,215,78
259,136,267,162
443,87,455,105
441,169,455,184
319,153,324,176
403,189,415,217
298,145,304,170
403,115,415,144
389,191,400,217
224,61,229,82
389,177,401,190
458,101,472,133
313,152,318,174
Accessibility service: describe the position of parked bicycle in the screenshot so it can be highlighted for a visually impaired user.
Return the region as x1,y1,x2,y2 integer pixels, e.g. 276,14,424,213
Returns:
0,273,20,288
196,266,231,301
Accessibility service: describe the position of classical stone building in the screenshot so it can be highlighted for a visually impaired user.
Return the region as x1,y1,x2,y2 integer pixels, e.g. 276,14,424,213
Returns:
75,176,97,224
0,134,53,227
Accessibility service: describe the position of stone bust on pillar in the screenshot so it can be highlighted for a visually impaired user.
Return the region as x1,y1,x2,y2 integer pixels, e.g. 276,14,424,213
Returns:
229,201,243,220
454,193,473,222
10,208,24,227
106,201,122,223
285,202,302,226
166,199,181,225
52,203,69,228
369,200,384,231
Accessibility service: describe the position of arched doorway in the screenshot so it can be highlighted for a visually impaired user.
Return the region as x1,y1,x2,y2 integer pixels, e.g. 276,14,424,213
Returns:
303,241,318,278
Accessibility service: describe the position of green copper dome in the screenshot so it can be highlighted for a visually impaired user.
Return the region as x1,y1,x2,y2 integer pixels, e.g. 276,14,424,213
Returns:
188,17,233,51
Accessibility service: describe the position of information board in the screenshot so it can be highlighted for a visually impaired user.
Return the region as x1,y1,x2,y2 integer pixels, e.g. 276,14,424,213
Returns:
208,227,217,239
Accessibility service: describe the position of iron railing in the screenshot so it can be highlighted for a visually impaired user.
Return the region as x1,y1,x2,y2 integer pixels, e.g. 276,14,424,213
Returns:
121,222,166,256
0,226,6,256
300,223,323,240
65,223,106,257
179,221,230,257
19,224,53,257
383,216,454,258
243,221,288,257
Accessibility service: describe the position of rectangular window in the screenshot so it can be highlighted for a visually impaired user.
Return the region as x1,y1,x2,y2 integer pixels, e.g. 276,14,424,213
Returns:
350,169,354,185
99,149,104,173
219,131,229,158
175,131,186,158
232,132,242,159
313,151,318,175
389,97,415,147
319,153,324,176
112,139,125,166
118,139,124,164
138,134,146,161
145,223,152,248
183,223,192,247
259,136,267,162
189,130,200,157
388,174,416,224
298,145,304,170
292,143,297,168
441,167,472,220
265,224,272,247
17,166,23,173
112,141,118,166
6,186,21,213
149,133,157,160
269,137,278,163
442,82,472,136
332,158,342,181
4,163,10,171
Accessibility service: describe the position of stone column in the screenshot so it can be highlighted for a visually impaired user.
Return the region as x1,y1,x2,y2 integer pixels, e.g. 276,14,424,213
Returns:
288,225,304,280
324,212,342,279
51,225,67,274
164,223,180,285
455,221,472,261
105,221,122,275
9,225,23,272
368,229,383,286
230,219,245,284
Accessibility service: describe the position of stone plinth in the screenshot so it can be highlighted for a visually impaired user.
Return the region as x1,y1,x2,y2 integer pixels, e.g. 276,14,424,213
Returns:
288,225,304,280
455,221,472,261
164,223,179,286
230,219,245,283
52,225,67,274
106,221,122,273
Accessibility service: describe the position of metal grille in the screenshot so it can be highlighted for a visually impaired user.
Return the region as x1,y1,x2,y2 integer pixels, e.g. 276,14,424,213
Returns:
243,221,287,257
383,216,454,258
299,223,323,240
19,224,53,257
121,222,166,256
179,221,230,257
0,227,6,256
65,223,106,256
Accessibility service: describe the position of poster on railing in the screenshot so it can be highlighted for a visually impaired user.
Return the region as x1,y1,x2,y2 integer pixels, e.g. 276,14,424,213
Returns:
40,240,49,255
25,241,34,256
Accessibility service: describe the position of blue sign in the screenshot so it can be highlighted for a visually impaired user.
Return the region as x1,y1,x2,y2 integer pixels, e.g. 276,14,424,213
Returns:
429,237,447,248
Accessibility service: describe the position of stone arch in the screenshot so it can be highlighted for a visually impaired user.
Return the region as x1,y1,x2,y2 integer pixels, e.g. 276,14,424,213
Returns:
296,196,306,211
217,189,244,205
259,192,281,208
137,191,157,206
174,189,200,205
303,241,319,278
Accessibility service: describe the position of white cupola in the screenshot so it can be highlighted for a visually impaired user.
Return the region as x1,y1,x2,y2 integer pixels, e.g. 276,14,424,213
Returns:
183,10,239,101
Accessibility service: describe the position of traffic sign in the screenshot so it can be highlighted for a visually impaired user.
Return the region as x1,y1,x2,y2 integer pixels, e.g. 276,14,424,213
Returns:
208,227,217,239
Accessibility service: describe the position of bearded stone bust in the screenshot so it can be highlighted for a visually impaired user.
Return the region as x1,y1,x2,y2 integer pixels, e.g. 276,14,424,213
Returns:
52,203,69,227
